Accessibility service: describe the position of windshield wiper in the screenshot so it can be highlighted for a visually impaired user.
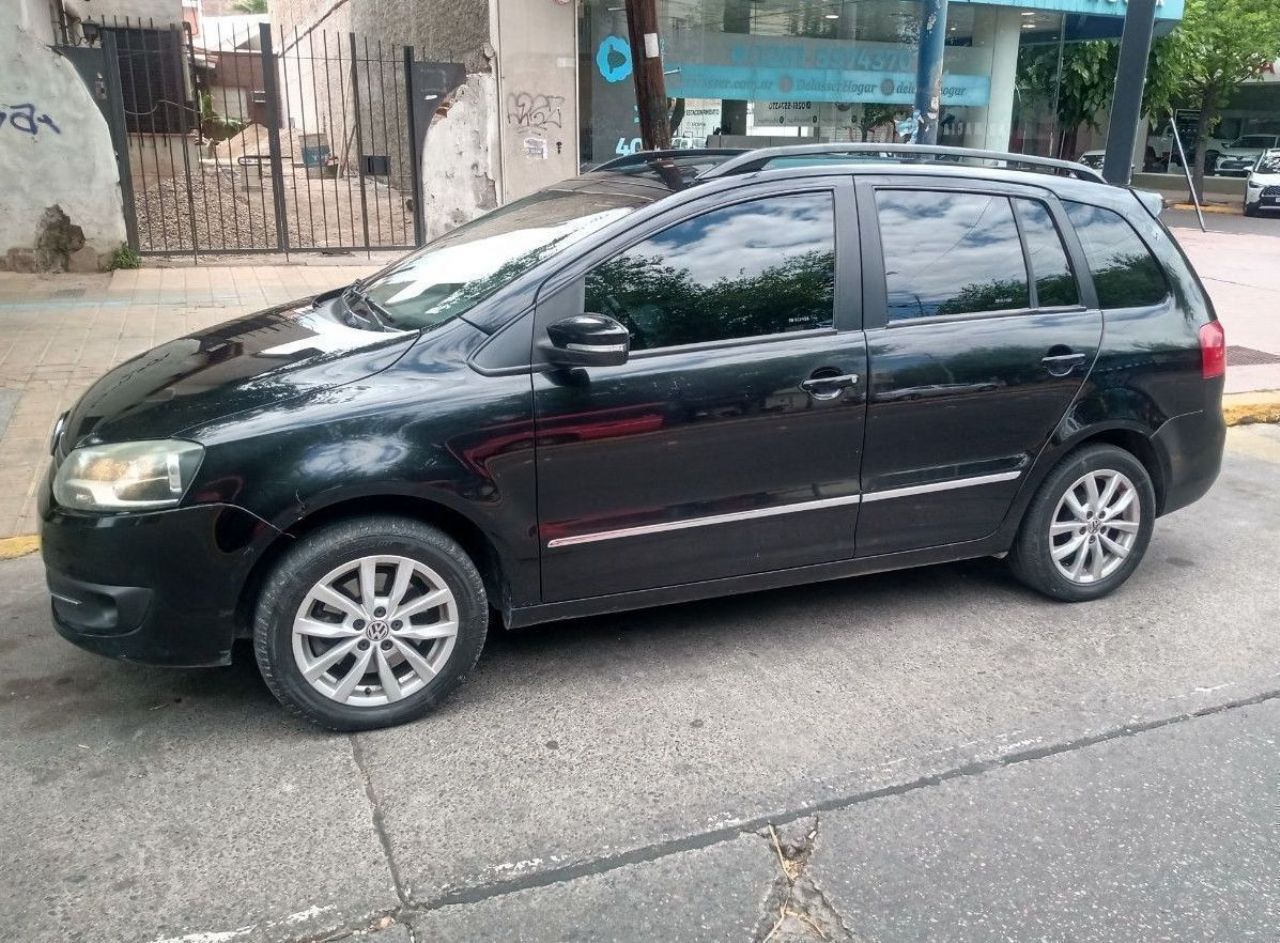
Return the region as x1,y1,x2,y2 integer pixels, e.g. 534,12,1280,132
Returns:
341,281,398,331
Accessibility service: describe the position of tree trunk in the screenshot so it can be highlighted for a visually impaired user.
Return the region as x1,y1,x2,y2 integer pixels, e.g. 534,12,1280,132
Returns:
1059,124,1080,161
1189,86,1218,203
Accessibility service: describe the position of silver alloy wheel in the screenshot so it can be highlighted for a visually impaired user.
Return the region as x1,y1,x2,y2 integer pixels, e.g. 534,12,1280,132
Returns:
1049,469,1141,585
291,555,458,707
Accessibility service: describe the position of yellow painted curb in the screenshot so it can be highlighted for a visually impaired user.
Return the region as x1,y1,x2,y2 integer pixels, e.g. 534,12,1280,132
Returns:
0,535,39,561
1223,391,1280,427
1170,202,1240,215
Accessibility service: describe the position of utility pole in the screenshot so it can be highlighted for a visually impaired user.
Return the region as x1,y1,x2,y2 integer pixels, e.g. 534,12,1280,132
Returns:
625,0,671,151
1102,0,1157,184
911,0,949,144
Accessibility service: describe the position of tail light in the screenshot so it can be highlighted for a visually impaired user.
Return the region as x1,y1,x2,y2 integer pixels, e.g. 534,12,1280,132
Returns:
1199,321,1226,379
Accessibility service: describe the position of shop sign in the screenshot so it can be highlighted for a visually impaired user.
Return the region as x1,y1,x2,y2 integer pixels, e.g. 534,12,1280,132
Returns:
661,31,991,107
753,101,821,127
950,0,1183,21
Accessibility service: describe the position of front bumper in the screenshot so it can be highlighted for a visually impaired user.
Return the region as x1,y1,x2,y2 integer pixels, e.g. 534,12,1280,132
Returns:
40,480,280,667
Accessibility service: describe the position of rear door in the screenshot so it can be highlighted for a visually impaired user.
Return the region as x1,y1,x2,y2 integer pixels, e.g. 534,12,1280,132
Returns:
854,176,1102,556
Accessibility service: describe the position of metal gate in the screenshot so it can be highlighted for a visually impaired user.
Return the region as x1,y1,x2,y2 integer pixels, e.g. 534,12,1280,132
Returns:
56,14,438,258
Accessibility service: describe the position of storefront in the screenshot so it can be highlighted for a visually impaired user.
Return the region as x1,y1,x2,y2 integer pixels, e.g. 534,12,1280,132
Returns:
577,0,1185,166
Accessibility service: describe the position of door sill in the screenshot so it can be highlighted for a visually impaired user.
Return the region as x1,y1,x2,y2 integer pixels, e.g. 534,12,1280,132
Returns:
505,534,1010,629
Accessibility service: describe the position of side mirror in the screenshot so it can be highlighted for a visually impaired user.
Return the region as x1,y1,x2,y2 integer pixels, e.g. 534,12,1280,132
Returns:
542,314,629,368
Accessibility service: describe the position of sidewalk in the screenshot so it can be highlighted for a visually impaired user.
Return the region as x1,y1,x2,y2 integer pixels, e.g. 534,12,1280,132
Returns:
1165,225,1280,395
1,231,1278,540
0,261,386,539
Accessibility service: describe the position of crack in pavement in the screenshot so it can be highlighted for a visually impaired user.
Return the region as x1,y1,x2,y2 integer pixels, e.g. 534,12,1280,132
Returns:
752,816,860,942
407,685,1280,916
349,734,410,910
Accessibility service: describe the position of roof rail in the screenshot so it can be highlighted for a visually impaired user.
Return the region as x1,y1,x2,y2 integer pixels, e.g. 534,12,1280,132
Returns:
698,143,1107,183
589,148,747,173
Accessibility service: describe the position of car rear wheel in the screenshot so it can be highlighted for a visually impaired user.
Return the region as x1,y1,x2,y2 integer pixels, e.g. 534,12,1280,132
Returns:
254,516,487,730
1008,444,1156,602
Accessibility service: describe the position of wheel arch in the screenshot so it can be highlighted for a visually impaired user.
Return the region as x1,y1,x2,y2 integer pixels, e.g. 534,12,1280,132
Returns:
234,493,509,639
1046,421,1169,514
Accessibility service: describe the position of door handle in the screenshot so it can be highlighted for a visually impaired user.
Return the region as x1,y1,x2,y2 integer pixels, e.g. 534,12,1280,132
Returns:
1041,352,1087,377
800,373,859,400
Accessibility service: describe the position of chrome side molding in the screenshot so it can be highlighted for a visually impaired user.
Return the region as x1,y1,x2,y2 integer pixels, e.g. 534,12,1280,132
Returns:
546,470,1023,548
546,494,862,548
860,470,1023,503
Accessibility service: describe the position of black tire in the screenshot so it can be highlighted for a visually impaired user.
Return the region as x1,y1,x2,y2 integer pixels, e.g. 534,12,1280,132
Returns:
1008,444,1156,603
254,516,488,731
1244,202,1258,218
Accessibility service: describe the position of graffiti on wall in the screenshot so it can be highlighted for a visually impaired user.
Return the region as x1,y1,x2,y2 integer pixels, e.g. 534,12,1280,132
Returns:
0,103,62,135
506,92,563,132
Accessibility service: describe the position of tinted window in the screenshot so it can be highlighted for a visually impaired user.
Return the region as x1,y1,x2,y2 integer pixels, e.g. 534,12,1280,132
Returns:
585,192,835,351
1014,199,1080,307
1063,202,1169,308
876,190,1029,321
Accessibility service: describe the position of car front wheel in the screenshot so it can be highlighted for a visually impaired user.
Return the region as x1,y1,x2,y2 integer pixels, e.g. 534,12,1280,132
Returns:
1008,444,1156,602
254,516,488,730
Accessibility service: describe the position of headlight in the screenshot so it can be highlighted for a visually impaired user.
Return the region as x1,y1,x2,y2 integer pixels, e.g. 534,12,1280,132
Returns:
53,440,204,511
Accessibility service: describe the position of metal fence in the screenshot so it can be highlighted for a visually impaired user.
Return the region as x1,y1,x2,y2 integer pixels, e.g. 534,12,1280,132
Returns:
54,14,425,258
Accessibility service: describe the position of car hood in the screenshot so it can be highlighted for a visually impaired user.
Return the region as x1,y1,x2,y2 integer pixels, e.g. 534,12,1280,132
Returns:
1248,172,1280,184
1219,147,1265,158
62,293,419,448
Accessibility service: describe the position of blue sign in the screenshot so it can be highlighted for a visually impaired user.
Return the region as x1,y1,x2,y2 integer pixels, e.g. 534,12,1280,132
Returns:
668,64,991,108
951,0,1183,19
596,36,632,84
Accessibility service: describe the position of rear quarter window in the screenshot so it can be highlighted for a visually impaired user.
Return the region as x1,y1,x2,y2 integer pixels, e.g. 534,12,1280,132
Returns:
1062,202,1169,309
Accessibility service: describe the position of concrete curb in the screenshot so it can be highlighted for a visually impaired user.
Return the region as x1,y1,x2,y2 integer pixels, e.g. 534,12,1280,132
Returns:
1170,202,1240,216
1223,390,1280,427
0,396,1275,563
0,536,40,561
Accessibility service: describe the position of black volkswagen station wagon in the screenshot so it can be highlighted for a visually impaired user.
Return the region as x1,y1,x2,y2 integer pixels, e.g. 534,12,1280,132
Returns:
40,145,1226,730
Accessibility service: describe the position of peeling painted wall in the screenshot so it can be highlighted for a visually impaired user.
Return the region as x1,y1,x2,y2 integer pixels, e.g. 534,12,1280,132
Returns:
1,6,126,269
494,0,578,203
420,71,500,241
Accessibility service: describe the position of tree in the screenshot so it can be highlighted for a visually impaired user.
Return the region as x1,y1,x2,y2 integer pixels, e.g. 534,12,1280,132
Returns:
231,0,269,13
1154,0,1280,197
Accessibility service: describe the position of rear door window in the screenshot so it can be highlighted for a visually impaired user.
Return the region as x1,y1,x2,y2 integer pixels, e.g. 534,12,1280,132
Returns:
875,190,1029,321
1013,199,1080,308
1062,202,1169,308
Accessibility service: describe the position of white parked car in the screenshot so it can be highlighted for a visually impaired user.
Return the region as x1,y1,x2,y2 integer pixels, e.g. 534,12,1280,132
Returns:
1216,134,1280,176
1243,149,1280,216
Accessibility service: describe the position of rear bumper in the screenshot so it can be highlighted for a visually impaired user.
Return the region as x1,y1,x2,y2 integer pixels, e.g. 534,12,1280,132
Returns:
1153,405,1226,516
40,483,279,667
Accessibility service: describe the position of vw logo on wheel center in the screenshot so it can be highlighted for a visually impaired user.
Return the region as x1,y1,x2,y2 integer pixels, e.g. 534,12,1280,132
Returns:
365,620,390,641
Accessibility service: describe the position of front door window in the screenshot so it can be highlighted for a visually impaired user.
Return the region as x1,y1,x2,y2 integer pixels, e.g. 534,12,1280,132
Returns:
584,192,837,350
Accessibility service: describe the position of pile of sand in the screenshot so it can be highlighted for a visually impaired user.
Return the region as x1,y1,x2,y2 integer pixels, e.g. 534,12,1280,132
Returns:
212,123,306,163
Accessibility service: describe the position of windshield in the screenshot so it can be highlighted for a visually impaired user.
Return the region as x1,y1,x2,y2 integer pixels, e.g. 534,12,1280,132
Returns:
1233,135,1275,148
1256,153,1280,173
359,188,644,330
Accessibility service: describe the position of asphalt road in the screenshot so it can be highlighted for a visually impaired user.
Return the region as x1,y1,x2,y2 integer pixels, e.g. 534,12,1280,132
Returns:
2,425,1279,943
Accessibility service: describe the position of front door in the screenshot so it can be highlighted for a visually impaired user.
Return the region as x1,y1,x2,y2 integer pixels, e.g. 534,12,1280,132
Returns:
854,179,1103,557
533,183,867,602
